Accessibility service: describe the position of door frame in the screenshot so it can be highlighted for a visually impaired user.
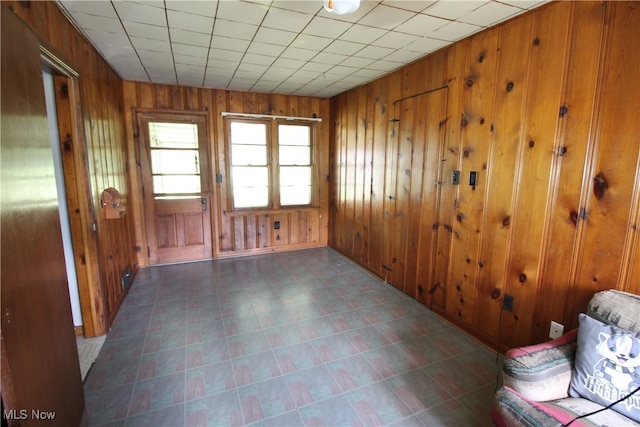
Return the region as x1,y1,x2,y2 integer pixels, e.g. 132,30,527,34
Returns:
136,110,215,265
41,45,107,337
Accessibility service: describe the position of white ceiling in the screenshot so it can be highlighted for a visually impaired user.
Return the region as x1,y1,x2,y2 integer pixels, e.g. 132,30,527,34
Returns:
56,0,550,98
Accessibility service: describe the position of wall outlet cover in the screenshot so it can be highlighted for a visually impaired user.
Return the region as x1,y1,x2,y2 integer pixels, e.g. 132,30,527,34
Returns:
549,320,564,339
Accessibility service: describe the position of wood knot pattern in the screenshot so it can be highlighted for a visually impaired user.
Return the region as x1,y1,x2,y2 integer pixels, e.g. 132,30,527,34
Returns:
593,173,608,200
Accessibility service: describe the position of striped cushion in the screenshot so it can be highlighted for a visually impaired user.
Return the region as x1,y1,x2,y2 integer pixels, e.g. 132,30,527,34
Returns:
587,290,640,333
502,329,578,401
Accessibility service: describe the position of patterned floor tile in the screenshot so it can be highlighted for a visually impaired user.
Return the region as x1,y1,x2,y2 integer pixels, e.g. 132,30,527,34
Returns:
185,390,244,426
364,344,421,379
298,316,341,340
310,334,359,363
273,342,322,374
232,351,282,387
228,331,270,358
129,372,185,416
184,337,230,369
325,354,383,392
298,395,363,427
422,359,488,397
396,335,452,367
345,326,392,352
415,399,482,427
264,323,307,349
238,377,296,424
386,369,452,413
185,360,236,400
346,381,412,425
282,366,341,407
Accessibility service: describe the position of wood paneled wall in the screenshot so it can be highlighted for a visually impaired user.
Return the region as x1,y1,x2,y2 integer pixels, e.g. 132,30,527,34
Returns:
329,1,640,350
122,83,330,264
6,1,137,334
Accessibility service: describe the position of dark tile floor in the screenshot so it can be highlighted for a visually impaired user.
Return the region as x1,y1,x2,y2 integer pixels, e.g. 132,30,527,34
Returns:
84,247,499,426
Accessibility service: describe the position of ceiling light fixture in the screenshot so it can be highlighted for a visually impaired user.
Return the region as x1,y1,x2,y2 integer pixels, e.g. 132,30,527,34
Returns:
323,0,360,15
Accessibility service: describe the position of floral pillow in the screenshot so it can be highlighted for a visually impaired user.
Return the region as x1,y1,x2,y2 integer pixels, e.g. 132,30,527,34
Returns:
569,313,640,422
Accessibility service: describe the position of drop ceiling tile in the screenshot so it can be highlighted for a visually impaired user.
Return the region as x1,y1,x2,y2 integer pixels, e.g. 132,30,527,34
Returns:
210,36,251,53
237,63,269,75
499,0,548,10
312,52,349,66
243,53,277,66
261,66,295,80
270,1,322,15
165,0,218,17
119,71,150,82
58,1,118,18
291,34,333,51
271,57,306,70
459,1,523,27
252,82,281,92
170,29,212,47
178,76,205,87
339,24,388,45
167,10,214,33
352,68,385,79
213,20,258,41
112,2,166,26
300,61,334,73
340,56,375,68
262,7,314,33
83,30,130,47
290,69,322,80
366,59,404,72
209,48,244,63
216,1,269,25
382,1,437,13
122,21,169,41
404,36,449,53
430,21,482,42
329,65,359,76
254,27,298,47
394,13,449,36
372,31,421,49
172,43,209,58
324,40,366,56
99,44,136,57
228,80,256,91
174,54,206,67
357,4,417,30
303,16,352,38
130,37,170,52
280,47,318,61
423,1,488,20
109,55,145,67
204,75,232,88
205,67,235,79
70,13,122,33
385,49,427,63
151,75,178,85
354,45,395,60
138,50,174,63
246,42,286,57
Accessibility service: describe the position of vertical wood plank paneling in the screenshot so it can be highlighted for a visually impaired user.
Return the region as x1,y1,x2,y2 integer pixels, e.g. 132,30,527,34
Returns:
501,2,572,348
447,29,499,327
473,13,533,341
571,1,640,325
329,1,639,350
532,1,605,344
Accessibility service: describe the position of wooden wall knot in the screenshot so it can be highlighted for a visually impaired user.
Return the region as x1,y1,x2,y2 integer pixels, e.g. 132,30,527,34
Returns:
529,140,535,148
559,105,569,117
490,289,501,299
533,37,540,46
506,81,514,92
443,224,453,233
519,273,527,283
460,116,469,128
502,216,511,227
465,78,474,88
569,210,579,226
478,53,485,63
593,173,608,200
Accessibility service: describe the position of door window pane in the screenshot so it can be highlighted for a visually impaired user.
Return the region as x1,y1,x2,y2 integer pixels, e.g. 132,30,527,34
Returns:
148,121,201,197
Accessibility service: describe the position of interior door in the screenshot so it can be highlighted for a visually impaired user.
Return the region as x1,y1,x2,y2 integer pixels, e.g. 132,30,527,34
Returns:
384,89,449,298
1,6,84,425
139,112,213,265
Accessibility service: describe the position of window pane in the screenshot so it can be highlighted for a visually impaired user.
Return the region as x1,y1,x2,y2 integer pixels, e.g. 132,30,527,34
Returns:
280,166,311,206
234,187,269,208
232,166,268,187
231,145,267,166
149,122,198,149
281,186,311,206
279,124,310,146
279,146,310,165
231,122,267,145
280,166,310,185
151,149,199,174
153,175,201,194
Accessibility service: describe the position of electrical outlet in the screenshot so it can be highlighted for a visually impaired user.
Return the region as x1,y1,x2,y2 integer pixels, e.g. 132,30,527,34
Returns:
549,321,564,339
503,294,514,312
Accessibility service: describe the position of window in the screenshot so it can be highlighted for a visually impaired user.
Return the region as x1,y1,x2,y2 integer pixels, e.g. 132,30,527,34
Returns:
147,120,205,199
228,118,314,209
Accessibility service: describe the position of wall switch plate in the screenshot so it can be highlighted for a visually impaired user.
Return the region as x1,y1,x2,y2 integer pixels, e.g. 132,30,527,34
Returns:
452,170,460,185
503,294,514,312
549,321,564,339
